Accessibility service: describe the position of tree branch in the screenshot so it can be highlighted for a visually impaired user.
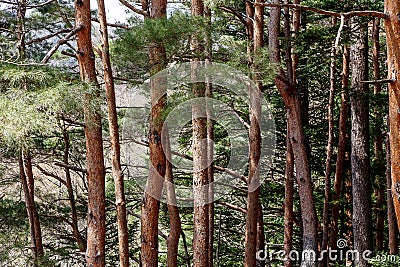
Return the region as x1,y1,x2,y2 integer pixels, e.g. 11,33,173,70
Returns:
54,161,87,174
26,29,71,45
118,0,148,17
26,0,56,8
41,25,84,64
91,17,130,29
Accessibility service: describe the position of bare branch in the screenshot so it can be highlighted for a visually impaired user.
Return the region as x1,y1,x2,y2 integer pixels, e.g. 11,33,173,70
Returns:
35,164,67,186
91,17,130,29
61,50,77,58
360,79,396,84
216,200,247,214
119,0,148,17
26,0,56,8
54,161,87,174
219,6,248,29
41,25,84,64
26,29,71,45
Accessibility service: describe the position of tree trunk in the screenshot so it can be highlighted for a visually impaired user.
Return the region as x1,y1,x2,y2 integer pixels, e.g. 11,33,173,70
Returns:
96,0,130,265
191,0,209,266
283,5,294,267
75,0,106,265
321,18,337,267
386,121,399,254
62,127,86,252
205,6,214,266
23,153,44,257
17,0,26,61
330,44,350,251
141,0,168,265
350,17,372,267
245,0,264,266
384,0,400,249
268,2,318,266
164,129,182,267
372,17,385,251
19,156,38,260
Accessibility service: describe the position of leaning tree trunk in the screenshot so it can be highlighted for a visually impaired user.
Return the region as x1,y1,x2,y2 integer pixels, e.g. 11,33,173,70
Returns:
62,126,86,252
23,153,44,258
384,0,400,234
350,17,372,267
268,1,318,266
75,0,106,265
141,0,168,265
96,0,130,265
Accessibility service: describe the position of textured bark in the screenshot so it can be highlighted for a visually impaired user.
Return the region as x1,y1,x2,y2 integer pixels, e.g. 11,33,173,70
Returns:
321,19,337,267
19,156,38,259
23,153,44,257
75,0,106,265
268,2,318,266
350,17,372,267
191,0,209,266
330,45,350,250
141,0,167,265
96,0,130,265
17,0,26,60
386,123,399,254
164,129,182,267
385,0,400,247
205,7,214,266
283,6,294,267
245,0,264,266
372,17,385,251
62,128,86,252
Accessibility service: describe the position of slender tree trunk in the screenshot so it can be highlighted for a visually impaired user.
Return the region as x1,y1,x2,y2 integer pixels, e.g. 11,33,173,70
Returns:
330,45,350,250
162,128,182,267
23,153,44,257
141,0,167,265
17,0,26,61
75,0,106,265
191,0,209,266
384,0,400,249
372,17,385,251
205,6,214,266
96,0,130,265
350,17,372,267
283,5,294,267
386,121,399,254
321,18,337,267
62,127,86,252
19,156,38,260
244,0,263,266
268,2,318,266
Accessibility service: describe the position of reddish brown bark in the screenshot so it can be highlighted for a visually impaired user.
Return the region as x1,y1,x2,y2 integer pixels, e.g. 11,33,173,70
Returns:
141,0,167,265
268,2,318,266
191,0,210,266
386,123,399,254
23,153,44,257
75,0,106,265
385,0,400,239
96,0,130,265
164,129,182,267
19,156,39,260
330,45,350,250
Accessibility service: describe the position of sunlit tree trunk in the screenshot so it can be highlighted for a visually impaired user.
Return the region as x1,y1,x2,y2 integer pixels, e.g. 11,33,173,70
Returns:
96,0,130,265
141,0,167,265
75,0,106,265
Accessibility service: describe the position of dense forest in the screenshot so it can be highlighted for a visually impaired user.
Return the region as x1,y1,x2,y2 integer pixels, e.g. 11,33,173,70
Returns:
1,0,400,266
